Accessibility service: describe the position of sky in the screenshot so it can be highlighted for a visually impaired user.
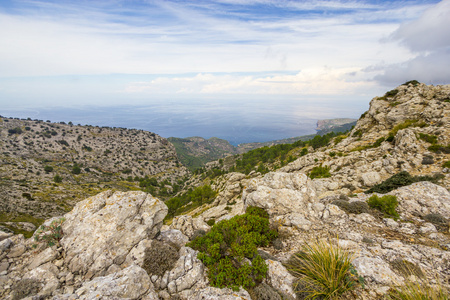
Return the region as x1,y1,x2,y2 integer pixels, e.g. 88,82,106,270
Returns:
0,0,449,142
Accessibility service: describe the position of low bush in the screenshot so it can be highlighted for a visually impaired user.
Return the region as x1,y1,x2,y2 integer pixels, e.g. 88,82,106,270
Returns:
33,217,65,248
53,174,63,183
402,80,420,86
367,195,399,219
309,165,331,179
365,171,442,194
285,239,363,299
8,127,23,135
389,120,427,137
44,165,53,173
332,200,370,215
142,240,179,277
188,206,277,291
443,161,450,168
418,133,438,144
428,144,450,154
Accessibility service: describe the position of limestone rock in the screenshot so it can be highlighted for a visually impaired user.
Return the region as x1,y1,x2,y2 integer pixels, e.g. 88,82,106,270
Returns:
153,246,206,297
170,215,210,239
68,265,155,300
361,171,382,187
243,172,317,218
352,256,402,285
265,259,296,299
61,190,168,279
190,286,251,299
157,229,189,248
391,181,450,218
28,246,59,270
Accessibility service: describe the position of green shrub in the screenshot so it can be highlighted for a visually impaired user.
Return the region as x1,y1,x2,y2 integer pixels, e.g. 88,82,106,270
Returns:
418,133,438,144
53,174,63,183
72,165,81,174
443,161,450,168
389,120,427,137
33,217,65,247
385,89,399,98
334,135,345,145
367,195,399,219
428,144,450,154
366,171,443,194
309,165,331,179
402,80,420,86
188,206,277,291
142,240,179,277
285,239,363,299
8,127,23,135
44,165,53,173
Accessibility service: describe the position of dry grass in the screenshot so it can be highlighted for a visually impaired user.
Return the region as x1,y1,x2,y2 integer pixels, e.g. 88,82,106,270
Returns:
285,238,361,299
389,280,449,300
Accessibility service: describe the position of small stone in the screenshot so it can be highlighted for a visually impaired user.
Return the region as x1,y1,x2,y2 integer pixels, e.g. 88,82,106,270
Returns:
7,244,26,258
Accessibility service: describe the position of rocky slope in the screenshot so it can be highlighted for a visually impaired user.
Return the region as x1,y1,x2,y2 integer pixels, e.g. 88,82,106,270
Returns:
0,82,449,299
0,118,188,235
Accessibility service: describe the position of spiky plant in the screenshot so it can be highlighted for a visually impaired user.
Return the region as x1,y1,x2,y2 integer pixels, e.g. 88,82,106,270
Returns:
285,238,362,300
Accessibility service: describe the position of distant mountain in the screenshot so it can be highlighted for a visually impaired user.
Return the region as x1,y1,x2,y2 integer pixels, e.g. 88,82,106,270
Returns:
169,118,357,170
316,118,357,134
168,137,239,171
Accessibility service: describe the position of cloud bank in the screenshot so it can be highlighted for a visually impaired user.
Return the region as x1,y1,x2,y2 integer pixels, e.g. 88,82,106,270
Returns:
374,0,450,85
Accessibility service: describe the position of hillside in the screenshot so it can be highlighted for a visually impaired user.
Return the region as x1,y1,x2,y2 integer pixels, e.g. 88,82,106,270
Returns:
170,118,356,171
167,136,239,171
0,118,188,236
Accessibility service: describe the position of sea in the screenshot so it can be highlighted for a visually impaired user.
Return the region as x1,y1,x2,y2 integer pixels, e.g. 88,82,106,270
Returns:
1,98,364,145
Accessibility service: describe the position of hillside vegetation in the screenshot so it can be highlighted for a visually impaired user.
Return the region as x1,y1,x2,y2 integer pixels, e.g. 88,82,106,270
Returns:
0,117,188,236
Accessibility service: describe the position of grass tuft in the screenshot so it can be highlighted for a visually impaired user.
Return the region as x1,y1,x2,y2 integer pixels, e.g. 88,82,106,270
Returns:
389,280,448,300
285,239,362,299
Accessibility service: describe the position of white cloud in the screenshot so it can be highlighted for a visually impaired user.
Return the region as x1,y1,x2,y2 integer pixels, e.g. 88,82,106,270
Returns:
389,0,450,52
373,0,450,85
125,68,378,96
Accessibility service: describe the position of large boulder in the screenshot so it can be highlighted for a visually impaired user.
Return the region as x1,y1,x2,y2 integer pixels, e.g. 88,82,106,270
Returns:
61,190,168,279
242,172,317,218
56,265,157,300
390,181,450,218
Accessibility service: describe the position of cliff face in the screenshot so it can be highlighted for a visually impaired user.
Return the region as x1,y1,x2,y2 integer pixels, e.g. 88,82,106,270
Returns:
0,83,449,300
0,119,188,228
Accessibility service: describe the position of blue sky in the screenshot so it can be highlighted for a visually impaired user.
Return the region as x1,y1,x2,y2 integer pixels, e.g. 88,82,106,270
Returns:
0,0,449,140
